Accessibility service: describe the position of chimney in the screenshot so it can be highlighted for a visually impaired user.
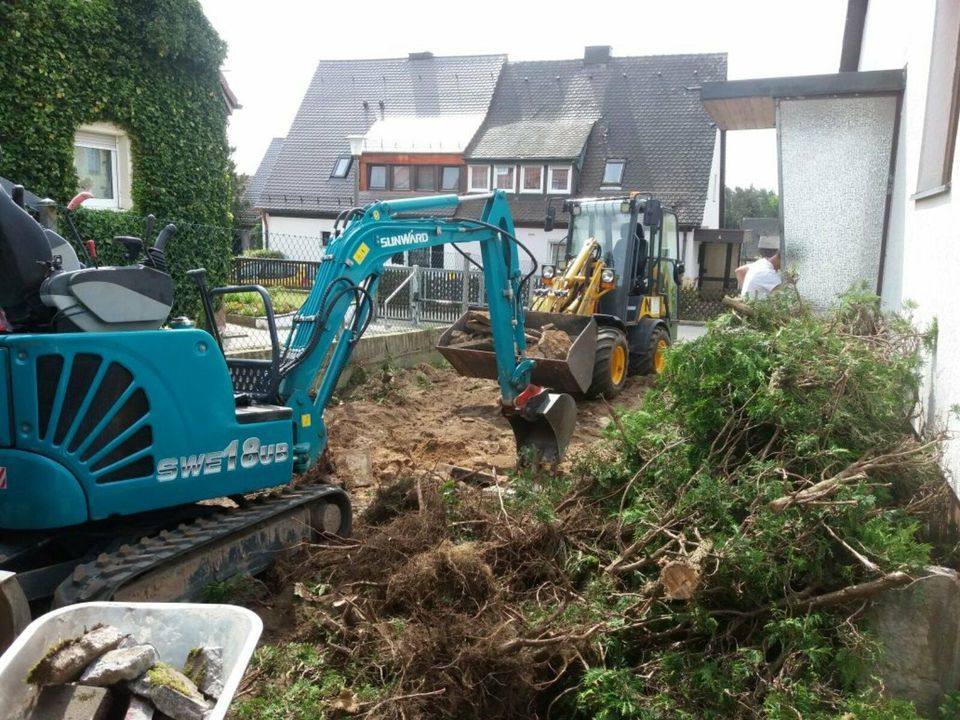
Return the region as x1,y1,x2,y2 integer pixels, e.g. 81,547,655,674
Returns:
584,46,612,65
408,51,434,61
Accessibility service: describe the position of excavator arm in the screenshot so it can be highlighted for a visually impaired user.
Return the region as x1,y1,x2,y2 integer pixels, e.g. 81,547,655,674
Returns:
274,191,576,467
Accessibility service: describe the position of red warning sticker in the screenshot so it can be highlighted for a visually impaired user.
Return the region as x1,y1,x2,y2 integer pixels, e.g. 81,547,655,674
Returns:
0,467,6,490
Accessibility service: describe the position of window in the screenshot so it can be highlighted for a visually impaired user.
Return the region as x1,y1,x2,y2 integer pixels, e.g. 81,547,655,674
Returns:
415,166,436,191
602,159,625,187
330,156,352,179
441,166,461,192
548,165,572,194
494,165,516,192
468,165,490,192
521,165,544,193
74,132,120,208
392,166,411,190
369,165,387,190
916,0,960,197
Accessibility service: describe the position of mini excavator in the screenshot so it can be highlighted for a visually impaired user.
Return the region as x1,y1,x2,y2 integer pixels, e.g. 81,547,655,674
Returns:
0,187,577,651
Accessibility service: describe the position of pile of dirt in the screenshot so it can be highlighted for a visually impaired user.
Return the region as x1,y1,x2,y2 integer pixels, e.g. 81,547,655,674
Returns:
235,290,953,720
324,362,649,506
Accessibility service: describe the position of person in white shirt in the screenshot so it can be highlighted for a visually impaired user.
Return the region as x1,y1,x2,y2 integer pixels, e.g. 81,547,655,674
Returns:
736,236,782,299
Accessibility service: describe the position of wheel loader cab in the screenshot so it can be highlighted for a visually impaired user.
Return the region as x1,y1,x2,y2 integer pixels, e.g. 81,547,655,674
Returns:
0,185,174,333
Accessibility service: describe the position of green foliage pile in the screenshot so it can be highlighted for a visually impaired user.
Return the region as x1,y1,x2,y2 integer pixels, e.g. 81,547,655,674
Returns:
236,290,948,720
0,0,233,317
223,287,304,318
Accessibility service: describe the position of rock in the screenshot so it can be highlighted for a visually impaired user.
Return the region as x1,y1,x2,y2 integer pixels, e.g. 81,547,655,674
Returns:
80,644,159,686
183,646,225,700
123,695,156,720
29,625,125,685
30,684,114,720
129,663,211,720
869,565,960,716
338,449,373,488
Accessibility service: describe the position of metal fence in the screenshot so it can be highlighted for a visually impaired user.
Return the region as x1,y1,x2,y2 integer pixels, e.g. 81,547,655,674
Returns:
232,252,536,328
225,233,733,354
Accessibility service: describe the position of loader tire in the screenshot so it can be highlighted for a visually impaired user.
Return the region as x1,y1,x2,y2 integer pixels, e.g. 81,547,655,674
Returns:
631,325,671,376
585,327,630,400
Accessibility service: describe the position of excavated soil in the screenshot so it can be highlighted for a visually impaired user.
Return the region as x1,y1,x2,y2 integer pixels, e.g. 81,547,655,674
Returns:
322,363,650,505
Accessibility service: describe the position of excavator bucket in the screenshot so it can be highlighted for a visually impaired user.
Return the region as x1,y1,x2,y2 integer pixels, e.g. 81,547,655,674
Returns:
437,310,598,394
506,390,578,465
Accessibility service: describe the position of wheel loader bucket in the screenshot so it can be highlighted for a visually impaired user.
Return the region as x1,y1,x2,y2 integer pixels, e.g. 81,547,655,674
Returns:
437,310,598,394
506,390,578,466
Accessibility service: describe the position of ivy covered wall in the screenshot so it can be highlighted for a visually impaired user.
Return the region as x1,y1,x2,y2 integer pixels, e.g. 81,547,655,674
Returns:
0,0,233,317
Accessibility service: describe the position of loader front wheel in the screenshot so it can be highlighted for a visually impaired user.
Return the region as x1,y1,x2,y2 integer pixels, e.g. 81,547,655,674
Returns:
631,324,671,376
585,327,630,400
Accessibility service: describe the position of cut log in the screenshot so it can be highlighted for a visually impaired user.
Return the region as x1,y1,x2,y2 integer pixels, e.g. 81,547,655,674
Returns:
660,540,713,600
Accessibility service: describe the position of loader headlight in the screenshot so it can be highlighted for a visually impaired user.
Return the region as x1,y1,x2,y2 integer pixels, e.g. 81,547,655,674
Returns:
600,268,616,286
541,264,557,280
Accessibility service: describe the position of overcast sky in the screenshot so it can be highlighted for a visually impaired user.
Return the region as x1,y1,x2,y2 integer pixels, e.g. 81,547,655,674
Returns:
200,0,849,191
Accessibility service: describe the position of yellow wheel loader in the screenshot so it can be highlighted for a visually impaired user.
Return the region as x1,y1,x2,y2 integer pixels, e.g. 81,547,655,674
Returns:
439,195,683,401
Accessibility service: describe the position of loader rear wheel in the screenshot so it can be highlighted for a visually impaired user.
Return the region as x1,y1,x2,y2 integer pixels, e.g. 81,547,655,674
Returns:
585,327,630,400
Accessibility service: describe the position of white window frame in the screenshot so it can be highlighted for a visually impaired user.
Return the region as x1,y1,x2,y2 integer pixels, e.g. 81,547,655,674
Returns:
547,165,573,194
467,164,491,192
493,164,517,193
520,165,544,194
74,131,121,209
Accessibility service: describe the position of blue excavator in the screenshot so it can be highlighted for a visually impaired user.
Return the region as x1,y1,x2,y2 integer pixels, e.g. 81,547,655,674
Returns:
0,186,578,651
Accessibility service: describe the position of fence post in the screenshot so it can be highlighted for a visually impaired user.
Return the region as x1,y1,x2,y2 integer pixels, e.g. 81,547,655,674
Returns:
410,265,421,326
460,252,471,315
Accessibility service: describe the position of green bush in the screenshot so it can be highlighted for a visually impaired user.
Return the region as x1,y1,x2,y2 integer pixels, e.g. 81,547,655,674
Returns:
243,248,287,259
0,0,233,318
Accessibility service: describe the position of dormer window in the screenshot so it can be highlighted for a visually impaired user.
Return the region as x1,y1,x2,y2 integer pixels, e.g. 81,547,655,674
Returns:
521,165,544,193
369,165,387,190
548,165,572,194
468,165,490,192
602,159,625,187
330,156,352,178
494,165,516,192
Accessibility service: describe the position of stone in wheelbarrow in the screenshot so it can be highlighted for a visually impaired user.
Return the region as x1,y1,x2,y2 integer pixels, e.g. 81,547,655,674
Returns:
27,625,125,686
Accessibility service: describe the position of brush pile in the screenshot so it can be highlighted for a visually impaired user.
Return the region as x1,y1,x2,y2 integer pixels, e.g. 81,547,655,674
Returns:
235,288,951,720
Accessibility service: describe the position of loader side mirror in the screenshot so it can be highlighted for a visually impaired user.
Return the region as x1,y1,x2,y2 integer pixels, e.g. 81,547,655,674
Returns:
674,261,685,284
643,199,662,228
544,206,556,233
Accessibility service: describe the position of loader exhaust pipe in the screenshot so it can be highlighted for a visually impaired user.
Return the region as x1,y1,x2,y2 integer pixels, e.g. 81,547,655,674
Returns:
505,386,578,466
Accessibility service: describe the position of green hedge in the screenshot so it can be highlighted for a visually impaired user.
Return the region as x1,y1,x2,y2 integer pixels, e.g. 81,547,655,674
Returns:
0,0,233,318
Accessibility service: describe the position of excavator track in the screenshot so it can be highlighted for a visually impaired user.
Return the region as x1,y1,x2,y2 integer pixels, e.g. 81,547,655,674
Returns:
53,483,350,608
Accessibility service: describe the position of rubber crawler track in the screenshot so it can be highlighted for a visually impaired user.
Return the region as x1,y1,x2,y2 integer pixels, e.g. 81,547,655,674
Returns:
53,484,350,607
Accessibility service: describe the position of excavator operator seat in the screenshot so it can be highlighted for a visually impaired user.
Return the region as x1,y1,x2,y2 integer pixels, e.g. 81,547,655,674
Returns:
0,185,55,328
40,266,174,333
0,185,174,333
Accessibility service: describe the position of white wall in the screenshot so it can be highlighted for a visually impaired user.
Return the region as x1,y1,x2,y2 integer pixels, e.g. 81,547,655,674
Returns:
861,0,960,489
701,129,722,229
263,214,335,260
447,226,567,272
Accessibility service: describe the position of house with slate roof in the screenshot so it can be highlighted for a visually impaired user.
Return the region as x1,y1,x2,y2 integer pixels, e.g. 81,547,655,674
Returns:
249,47,726,276
461,47,726,271
252,52,505,259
